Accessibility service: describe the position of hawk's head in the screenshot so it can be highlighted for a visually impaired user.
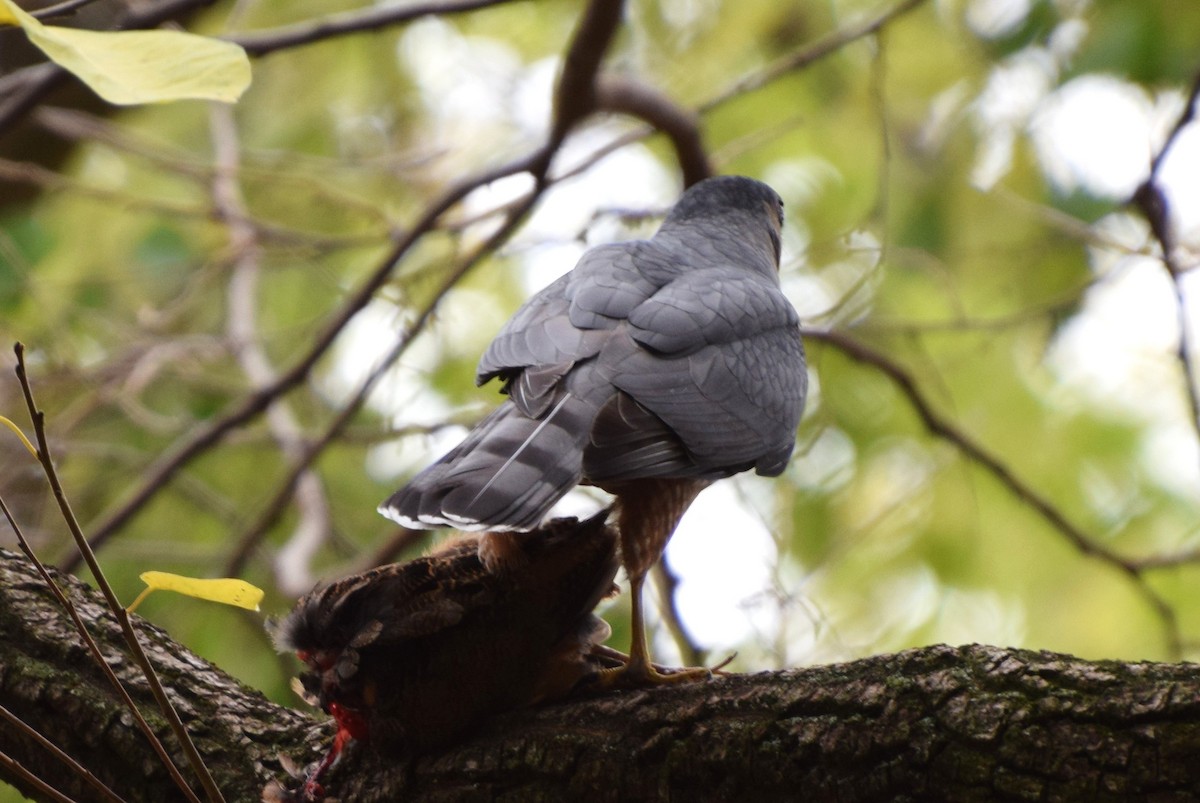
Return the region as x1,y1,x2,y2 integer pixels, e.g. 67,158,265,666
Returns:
663,175,784,267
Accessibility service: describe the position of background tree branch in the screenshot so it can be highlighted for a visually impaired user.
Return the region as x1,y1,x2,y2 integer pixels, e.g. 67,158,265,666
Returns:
3,547,1200,802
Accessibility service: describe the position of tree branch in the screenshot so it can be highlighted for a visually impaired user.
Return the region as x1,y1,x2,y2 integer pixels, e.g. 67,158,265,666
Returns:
3,546,1200,802
697,0,929,115
1131,68,1200,476
807,328,1186,657
230,0,522,58
209,103,333,597
594,75,712,187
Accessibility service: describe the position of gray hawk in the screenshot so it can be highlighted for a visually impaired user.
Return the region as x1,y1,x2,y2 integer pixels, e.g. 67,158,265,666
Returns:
380,174,807,685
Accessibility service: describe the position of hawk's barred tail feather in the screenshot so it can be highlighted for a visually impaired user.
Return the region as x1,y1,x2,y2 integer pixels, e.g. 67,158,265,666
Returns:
378,393,598,532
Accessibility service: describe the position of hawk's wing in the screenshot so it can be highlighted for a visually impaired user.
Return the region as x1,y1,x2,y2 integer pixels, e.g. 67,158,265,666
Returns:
593,265,806,479
381,176,806,532
479,243,805,483
476,242,660,420
476,243,655,377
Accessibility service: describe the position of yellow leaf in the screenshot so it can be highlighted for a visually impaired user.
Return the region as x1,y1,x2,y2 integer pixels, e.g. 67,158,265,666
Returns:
0,415,37,459
132,572,264,613
0,0,250,105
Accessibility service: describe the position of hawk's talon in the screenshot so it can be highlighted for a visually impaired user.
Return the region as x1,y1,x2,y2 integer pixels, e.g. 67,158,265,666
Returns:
591,660,713,689
585,643,720,689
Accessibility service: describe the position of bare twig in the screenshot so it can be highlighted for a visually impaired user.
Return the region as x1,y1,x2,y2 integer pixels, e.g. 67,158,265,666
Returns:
0,151,372,250
28,0,105,19
0,157,211,220
698,0,929,115
1,491,198,802
224,177,547,578
547,0,625,156
536,0,926,190
231,0,522,57
0,748,76,803
0,699,125,803
1130,69,1200,473
807,329,1184,657
209,103,333,594
1148,71,1200,183
651,557,706,667
12,345,222,802
594,76,711,187
221,0,931,591
0,65,64,140
64,149,537,571
222,0,630,577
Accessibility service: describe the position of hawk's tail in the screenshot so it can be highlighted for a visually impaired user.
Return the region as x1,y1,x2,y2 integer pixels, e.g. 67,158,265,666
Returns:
378,393,596,532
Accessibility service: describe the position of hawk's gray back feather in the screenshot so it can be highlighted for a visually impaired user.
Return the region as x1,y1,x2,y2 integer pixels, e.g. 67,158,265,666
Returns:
380,175,807,531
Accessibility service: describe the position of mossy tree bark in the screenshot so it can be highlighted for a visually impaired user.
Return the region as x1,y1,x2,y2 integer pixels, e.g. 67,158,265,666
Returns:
2,547,1199,802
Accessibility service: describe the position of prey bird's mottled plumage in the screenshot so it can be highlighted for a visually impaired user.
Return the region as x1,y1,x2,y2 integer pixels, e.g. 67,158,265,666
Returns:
379,175,807,684
270,514,618,800
274,514,618,757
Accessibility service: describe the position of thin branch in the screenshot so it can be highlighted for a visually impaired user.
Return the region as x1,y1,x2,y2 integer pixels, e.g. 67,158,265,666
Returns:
1129,543,1200,571
698,0,929,115
217,0,632,574
594,75,711,187
0,748,76,803
1149,70,1200,181
0,157,212,220
0,150,377,251
0,700,125,803
28,0,104,19
209,103,333,595
547,0,625,153
34,107,212,179
1130,68,1200,476
64,149,539,571
217,0,931,589
807,329,1184,657
224,182,546,578
651,557,706,667
0,65,64,140
868,19,893,266
542,0,927,189
0,489,197,802
231,0,522,57
12,345,222,803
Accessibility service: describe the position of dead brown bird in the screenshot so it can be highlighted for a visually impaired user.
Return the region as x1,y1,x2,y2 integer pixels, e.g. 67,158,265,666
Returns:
270,513,618,799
